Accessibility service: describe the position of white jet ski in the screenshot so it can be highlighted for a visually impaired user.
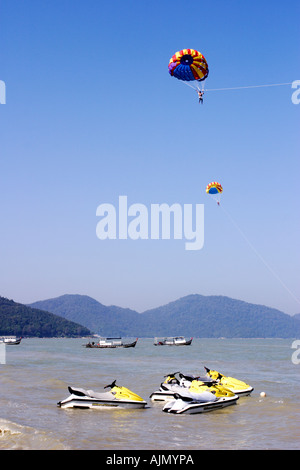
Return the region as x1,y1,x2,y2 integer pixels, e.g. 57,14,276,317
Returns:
57,380,147,410
150,372,235,402
163,393,239,414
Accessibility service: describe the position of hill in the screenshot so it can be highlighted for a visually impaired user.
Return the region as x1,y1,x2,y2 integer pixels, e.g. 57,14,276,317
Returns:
29,294,141,336
29,293,300,338
141,294,300,338
0,296,91,337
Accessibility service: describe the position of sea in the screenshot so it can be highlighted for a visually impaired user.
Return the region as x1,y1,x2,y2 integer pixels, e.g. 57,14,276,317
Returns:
0,337,299,452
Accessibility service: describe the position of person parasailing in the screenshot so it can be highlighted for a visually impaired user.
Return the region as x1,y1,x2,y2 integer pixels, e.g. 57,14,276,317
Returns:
206,181,223,205
168,48,209,104
197,90,204,104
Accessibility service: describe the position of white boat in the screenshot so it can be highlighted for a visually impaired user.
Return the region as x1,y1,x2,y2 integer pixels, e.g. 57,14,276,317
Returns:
84,337,138,348
154,336,193,346
0,336,22,345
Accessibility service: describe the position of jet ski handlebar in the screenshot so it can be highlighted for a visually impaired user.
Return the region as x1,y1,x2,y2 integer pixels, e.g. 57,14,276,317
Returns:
104,380,117,390
179,372,200,380
204,367,223,381
163,372,180,378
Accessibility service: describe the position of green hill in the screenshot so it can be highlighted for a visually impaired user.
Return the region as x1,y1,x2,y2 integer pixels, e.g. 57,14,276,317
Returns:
0,296,91,337
29,293,300,338
29,294,140,336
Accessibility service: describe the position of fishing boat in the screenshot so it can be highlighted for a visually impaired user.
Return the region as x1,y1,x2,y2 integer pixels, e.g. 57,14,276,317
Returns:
84,337,138,349
0,336,22,345
154,336,193,346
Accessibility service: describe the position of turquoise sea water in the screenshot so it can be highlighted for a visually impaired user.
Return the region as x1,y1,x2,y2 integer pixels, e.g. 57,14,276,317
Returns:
0,337,299,450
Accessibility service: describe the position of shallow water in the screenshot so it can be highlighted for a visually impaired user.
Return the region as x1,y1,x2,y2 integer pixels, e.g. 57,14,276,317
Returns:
0,337,299,450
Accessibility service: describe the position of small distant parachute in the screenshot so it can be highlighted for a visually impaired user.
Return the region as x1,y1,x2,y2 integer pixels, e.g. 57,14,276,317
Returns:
206,181,223,205
168,49,209,89
206,181,223,195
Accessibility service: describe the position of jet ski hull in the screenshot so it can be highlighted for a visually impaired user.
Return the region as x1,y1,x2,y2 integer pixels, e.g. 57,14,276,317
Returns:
230,386,253,396
163,395,239,414
150,390,176,402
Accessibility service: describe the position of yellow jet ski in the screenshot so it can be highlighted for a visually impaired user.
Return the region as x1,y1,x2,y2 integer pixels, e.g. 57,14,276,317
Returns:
189,379,235,397
150,372,236,402
155,373,239,414
58,380,147,409
204,367,254,396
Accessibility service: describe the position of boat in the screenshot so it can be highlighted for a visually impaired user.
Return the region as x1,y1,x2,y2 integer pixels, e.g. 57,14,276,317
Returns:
150,372,236,402
204,367,254,396
57,380,147,410
153,336,193,346
0,336,22,345
84,337,138,349
162,393,239,414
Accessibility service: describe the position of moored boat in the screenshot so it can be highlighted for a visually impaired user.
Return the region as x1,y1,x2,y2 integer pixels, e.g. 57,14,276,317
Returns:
154,336,193,346
84,337,138,349
0,336,22,345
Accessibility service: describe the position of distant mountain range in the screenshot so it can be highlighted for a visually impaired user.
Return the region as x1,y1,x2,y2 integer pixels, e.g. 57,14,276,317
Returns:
29,293,300,338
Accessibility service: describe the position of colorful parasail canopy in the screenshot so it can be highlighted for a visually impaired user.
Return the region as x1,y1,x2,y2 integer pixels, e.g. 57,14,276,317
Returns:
168,49,209,82
206,182,223,194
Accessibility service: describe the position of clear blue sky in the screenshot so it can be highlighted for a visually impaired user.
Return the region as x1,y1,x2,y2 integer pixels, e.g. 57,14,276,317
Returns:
1,0,299,314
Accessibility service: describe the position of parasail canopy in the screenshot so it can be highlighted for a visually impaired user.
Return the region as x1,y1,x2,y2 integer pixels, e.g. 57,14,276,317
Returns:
206,182,223,194
168,49,209,83
206,182,223,205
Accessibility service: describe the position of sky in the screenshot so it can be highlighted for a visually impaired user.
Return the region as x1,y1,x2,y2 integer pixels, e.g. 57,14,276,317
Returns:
1,0,299,315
